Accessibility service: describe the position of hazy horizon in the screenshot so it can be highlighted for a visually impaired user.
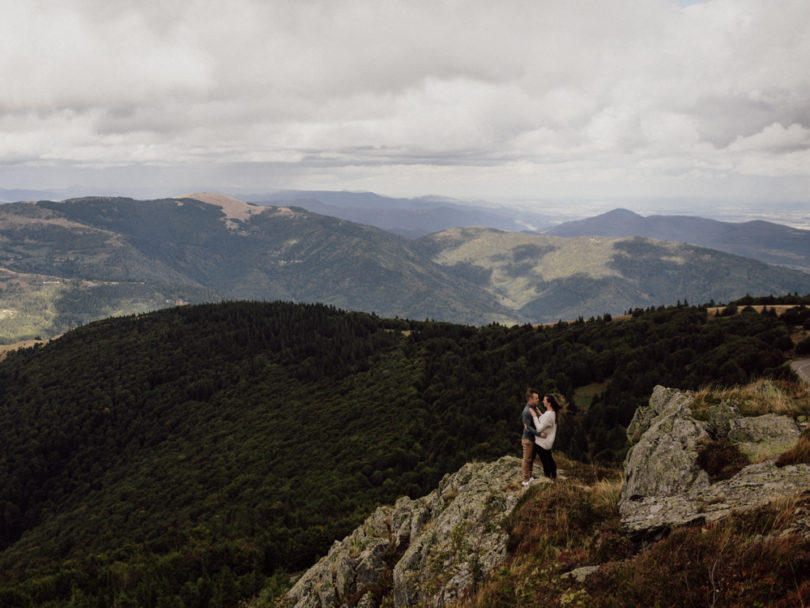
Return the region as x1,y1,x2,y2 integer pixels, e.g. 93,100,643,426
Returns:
1,1,809,225
2,185,808,230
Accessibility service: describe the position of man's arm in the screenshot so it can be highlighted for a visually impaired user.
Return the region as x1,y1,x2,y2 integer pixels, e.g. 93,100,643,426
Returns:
523,408,542,436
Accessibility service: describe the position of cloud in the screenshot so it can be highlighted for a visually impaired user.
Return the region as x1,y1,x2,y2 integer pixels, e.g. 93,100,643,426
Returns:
1,0,809,202
729,122,810,153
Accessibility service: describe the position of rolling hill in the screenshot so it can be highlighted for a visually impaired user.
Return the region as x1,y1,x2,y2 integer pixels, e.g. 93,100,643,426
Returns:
2,194,810,342
415,226,810,323
0,194,517,341
546,208,810,273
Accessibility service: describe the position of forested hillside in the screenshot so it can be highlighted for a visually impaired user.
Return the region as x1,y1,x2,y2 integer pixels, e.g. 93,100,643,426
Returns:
415,226,810,323
3,195,810,343
0,298,807,607
0,195,518,343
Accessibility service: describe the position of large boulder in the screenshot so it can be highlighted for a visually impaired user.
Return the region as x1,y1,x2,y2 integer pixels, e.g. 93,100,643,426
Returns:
278,456,526,608
620,385,809,539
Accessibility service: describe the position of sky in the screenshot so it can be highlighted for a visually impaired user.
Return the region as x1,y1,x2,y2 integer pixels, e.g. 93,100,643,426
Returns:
1,0,809,221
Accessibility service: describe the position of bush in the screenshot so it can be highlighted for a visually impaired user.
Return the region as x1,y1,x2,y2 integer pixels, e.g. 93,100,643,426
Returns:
781,305,810,326
696,437,749,481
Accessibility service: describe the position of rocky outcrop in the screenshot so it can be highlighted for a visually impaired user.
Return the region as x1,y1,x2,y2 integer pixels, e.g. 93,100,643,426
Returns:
278,456,527,608
620,385,810,538
278,384,809,607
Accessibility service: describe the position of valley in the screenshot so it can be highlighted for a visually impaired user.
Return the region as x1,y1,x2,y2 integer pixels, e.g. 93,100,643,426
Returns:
2,194,809,343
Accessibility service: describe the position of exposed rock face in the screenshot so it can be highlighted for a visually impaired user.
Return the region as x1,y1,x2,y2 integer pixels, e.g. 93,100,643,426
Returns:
279,385,809,607
620,385,809,538
278,456,526,608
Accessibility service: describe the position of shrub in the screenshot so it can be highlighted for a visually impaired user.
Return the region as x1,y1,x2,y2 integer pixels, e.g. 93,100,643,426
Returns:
696,437,749,481
781,305,810,326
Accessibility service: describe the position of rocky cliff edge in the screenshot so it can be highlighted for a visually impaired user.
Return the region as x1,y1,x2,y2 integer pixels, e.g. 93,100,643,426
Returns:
277,456,527,608
277,384,810,607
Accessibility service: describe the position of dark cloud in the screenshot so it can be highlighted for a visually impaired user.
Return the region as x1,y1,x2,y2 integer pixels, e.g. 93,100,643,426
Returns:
0,0,809,205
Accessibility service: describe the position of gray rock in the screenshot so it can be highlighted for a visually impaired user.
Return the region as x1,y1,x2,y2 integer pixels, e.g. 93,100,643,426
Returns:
727,413,800,460
278,456,524,608
278,384,809,608
619,385,810,538
563,565,600,583
392,458,521,607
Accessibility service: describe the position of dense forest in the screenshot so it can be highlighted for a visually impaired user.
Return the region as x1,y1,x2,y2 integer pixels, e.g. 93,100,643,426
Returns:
0,297,808,607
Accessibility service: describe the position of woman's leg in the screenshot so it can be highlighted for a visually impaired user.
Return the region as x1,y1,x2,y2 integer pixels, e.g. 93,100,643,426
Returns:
538,447,556,479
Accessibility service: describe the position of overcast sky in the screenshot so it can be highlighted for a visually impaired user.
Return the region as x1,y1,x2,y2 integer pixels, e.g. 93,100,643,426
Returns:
1,0,809,217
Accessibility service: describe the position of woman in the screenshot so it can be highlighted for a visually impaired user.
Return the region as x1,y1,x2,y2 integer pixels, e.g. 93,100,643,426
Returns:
529,394,562,479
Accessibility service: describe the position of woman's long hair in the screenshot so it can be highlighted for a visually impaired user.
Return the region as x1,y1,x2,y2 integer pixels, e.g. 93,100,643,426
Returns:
544,393,566,424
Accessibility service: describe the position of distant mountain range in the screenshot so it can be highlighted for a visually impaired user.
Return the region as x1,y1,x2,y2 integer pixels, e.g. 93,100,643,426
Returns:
546,208,810,273
1,193,810,342
7,187,809,270
244,190,554,238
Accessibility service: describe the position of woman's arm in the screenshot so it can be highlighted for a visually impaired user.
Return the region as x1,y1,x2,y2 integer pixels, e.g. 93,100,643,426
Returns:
531,413,548,438
535,411,553,435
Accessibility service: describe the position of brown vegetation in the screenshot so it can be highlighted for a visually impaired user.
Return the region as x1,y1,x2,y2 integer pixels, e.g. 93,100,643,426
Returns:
459,464,810,608
456,374,810,608
0,338,48,361
690,379,810,418
776,427,810,467
696,437,750,482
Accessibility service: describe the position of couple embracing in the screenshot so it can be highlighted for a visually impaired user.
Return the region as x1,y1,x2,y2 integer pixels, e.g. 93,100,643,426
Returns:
521,388,562,486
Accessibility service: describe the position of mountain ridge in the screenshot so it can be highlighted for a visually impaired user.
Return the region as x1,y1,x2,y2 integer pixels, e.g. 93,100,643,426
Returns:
2,194,810,342
547,207,810,273
244,189,554,238
415,225,810,323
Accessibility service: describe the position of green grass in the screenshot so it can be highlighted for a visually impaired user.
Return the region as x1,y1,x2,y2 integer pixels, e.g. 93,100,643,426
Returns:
573,382,606,410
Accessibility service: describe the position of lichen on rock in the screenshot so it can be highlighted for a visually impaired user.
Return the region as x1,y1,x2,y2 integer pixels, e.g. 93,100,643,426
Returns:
619,385,810,539
277,456,525,608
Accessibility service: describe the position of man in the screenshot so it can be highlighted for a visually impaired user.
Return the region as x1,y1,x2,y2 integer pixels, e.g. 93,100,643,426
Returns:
521,388,541,486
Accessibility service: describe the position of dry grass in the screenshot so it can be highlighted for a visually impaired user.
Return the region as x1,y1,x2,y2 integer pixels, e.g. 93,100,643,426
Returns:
696,437,750,481
456,450,810,608
589,476,624,518
776,428,810,467
705,304,798,317
769,495,801,531
0,338,49,361
690,378,810,418
461,479,810,607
